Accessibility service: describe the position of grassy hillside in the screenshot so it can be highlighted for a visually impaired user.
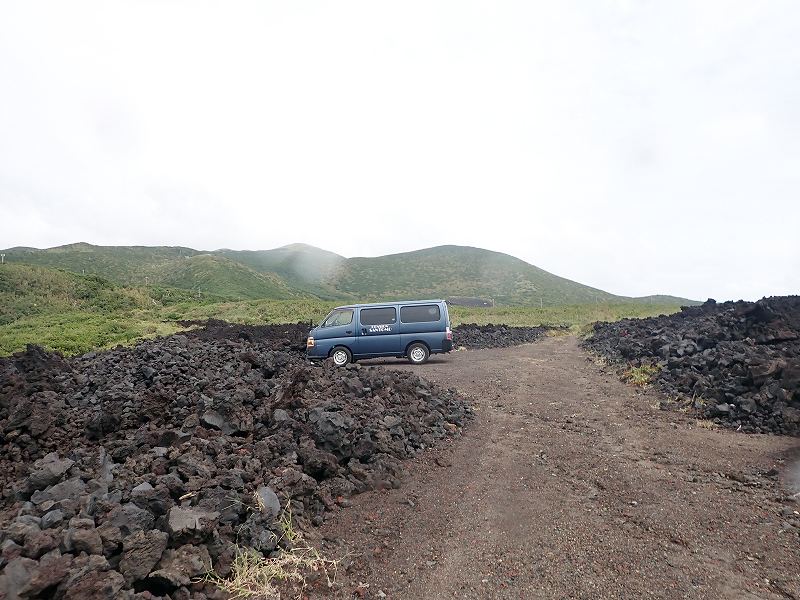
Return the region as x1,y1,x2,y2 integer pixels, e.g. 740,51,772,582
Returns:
3,243,200,284
217,244,346,299
327,245,622,305
157,254,296,300
1,243,297,301
0,264,188,354
0,262,685,355
0,263,150,325
1,242,698,306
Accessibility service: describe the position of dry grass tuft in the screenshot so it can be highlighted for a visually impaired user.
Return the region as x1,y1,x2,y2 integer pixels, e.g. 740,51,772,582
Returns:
621,364,660,387
206,499,342,599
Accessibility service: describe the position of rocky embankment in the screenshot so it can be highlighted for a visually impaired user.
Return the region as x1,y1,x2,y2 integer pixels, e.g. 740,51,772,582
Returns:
584,296,800,435
0,328,470,599
452,324,552,349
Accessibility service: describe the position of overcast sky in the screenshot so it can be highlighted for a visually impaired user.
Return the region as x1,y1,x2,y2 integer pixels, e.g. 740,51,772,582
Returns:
0,1,798,301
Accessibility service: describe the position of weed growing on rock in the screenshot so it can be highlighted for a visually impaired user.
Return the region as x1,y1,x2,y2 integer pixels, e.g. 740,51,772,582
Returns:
622,364,660,387
207,501,341,599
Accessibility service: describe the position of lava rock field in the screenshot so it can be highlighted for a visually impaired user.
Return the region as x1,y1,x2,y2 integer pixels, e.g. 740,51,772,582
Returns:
452,324,552,349
585,296,800,435
0,327,470,599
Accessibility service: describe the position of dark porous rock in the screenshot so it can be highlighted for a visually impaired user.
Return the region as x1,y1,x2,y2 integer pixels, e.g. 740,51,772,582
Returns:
41,509,65,529
237,513,279,554
0,557,39,599
0,324,472,599
64,518,104,556
584,296,800,436
22,529,60,559
0,552,72,599
299,444,340,480
30,477,86,505
63,567,125,600
452,324,554,349
255,486,282,520
23,453,75,495
148,544,212,588
104,503,156,537
119,529,169,584
167,506,220,544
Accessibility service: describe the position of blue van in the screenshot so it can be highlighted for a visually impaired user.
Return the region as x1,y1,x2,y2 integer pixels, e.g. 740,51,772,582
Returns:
306,299,453,366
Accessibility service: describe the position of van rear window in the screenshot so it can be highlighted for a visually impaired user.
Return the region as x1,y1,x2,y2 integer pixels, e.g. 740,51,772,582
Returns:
400,304,441,323
360,307,397,326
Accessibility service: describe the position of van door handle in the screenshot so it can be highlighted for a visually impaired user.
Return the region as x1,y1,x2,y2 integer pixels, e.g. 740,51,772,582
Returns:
345,330,352,334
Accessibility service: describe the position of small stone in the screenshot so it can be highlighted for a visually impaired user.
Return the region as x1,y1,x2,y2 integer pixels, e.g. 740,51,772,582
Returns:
148,544,213,588
41,509,65,529
167,506,219,543
23,530,59,559
255,486,281,519
120,530,169,584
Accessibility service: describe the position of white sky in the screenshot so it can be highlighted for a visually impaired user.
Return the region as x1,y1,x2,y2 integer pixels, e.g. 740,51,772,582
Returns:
1,1,798,302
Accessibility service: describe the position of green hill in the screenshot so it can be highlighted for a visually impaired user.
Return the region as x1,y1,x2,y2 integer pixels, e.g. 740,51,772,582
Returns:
0,263,147,325
0,242,698,306
2,243,201,286
217,244,346,299
325,245,641,306
158,254,295,300
1,243,296,301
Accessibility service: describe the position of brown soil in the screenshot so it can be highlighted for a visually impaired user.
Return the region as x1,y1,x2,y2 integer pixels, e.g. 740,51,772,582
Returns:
312,336,800,599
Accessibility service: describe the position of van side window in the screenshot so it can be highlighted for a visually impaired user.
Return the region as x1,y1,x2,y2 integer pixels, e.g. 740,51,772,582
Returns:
400,304,441,323
360,307,397,326
322,309,353,327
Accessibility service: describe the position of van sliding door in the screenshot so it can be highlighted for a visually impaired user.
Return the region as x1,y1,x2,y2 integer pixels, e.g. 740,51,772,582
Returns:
354,306,402,357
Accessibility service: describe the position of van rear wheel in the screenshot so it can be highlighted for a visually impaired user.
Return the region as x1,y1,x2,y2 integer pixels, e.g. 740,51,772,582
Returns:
331,347,352,367
407,343,429,365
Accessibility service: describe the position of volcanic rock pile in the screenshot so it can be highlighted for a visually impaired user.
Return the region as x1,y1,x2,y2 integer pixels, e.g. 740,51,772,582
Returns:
0,331,470,598
452,324,552,349
178,319,310,352
584,296,800,435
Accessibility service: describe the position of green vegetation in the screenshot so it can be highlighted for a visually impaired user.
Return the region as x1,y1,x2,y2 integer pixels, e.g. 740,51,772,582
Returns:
449,302,680,331
0,265,683,356
158,254,296,300
0,311,183,356
0,242,697,306
0,264,199,355
218,244,347,299
330,245,619,305
621,364,661,387
0,248,690,357
206,497,340,598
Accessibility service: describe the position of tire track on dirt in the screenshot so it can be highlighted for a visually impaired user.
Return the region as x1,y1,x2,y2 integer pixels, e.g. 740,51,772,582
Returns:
313,337,799,599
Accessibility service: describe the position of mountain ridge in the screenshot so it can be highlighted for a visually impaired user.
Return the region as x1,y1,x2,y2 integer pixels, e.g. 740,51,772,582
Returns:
0,242,699,306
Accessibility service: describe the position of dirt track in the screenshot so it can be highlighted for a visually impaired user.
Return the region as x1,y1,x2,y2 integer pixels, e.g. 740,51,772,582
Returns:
314,336,800,599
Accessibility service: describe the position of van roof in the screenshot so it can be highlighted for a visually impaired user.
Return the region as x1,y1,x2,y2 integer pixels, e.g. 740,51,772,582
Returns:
334,299,445,310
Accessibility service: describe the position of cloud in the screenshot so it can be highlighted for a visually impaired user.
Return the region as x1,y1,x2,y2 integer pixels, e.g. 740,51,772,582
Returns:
0,0,798,301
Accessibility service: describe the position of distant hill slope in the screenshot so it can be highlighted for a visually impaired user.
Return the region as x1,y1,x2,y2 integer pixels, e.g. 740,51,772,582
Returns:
327,245,622,305
0,242,698,306
217,244,346,299
3,243,200,285
0,263,150,325
2,244,297,301
157,254,295,300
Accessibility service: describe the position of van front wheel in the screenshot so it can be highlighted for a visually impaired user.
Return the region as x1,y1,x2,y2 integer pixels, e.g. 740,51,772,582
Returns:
331,347,352,367
407,343,429,365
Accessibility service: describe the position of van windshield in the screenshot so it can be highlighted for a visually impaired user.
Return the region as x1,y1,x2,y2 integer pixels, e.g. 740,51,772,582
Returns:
321,308,353,328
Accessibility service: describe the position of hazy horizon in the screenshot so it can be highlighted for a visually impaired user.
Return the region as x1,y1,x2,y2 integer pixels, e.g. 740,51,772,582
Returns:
0,238,771,302
1,1,798,302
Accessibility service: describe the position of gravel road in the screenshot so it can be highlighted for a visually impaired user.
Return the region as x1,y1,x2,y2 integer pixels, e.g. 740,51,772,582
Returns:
312,336,800,599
